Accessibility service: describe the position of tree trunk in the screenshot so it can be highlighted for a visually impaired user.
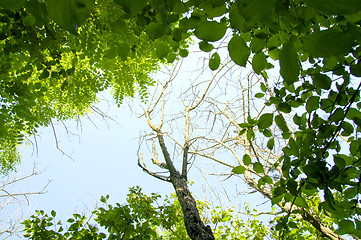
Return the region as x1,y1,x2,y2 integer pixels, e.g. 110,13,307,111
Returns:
157,133,214,240
171,176,214,240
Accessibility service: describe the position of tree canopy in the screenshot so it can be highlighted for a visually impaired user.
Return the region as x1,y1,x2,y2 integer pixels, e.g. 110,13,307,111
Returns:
1,0,361,239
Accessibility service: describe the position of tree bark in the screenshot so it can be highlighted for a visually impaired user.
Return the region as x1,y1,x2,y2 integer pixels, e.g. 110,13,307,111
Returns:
172,176,214,240
157,133,214,240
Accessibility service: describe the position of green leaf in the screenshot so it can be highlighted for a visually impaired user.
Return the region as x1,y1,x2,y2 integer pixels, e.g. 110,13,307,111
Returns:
155,42,170,59
267,138,274,150
0,0,27,10
117,42,131,60
275,115,289,133
351,61,361,77
294,197,309,209
250,38,266,53
209,52,221,70
263,128,272,137
306,96,320,113
179,49,189,58
336,220,355,235
312,74,332,90
257,113,273,129
147,22,168,40
114,0,147,17
253,162,264,173
329,108,344,123
51,210,56,217
305,0,361,15
247,128,255,141
194,21,227,42
228,35,251,67
252,51,267,74
198,41,214,52
46,0,95,34
278,102,291,113
279,42,300,85
232,165,246,174
243,154,252,166
303,30,355,57
255,92,265,98
23,14,36,26
286,179,298,196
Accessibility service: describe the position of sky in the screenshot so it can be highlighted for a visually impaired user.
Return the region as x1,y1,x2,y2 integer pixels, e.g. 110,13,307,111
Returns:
2,44,274,239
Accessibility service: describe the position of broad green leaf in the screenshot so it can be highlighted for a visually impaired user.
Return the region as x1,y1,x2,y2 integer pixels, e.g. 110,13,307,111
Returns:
252,51,267,74
286,179,298,196
23,14,36,26
263,129,272,137
194,21,227,42
257,113,273,129
147,22,168,40
275,115,289,133
278,102,291,113
250,38,266,53
114,0,147,17
117,42,130,60
350,61,361,77
279,42,300,85
305,0,361,15
267,138,274,150
232,165,246,174
155,42,170,59
46,0,95,33
179,49,189,58
110,20,128,35
253,162,264,173
243,154,252,166
229,3,252,32
255,92,265,98
336,220,355,235
306,96,320,113
329,108,344,123
228,35,250,67
312,74,332,90
303,30,355,57
198,41,214,52
236,0,276,23
0,0,26,10
209,52,221,70
294,196,309,209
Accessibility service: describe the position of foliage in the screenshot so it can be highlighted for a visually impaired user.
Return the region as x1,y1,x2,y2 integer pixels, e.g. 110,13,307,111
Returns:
22,186,274,239
0,0,188,172
97,0,361,237
3,0,361,238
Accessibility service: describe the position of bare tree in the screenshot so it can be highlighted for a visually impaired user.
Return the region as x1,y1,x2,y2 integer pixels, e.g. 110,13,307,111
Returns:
137,55,343,239
0,168,49,239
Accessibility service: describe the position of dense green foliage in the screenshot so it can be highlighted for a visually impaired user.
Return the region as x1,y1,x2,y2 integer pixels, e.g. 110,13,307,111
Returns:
23,186,327,239
0,0,188,172
105,0,360,237
2,0,361,238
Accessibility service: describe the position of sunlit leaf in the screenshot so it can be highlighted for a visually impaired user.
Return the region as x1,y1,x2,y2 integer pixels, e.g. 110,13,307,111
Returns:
258,113,273,129
253,162,264,173
209,52,221,70
279,42,299,85
243,154,252,166
228,35,250,67
303,30,355,57
194,21,227,42
232,165,246,174
252,51,267,74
